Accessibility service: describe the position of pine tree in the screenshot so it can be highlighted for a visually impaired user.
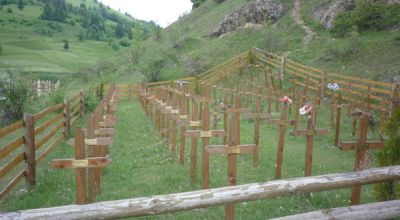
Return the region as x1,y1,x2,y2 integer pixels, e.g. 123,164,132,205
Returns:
18,0,24,10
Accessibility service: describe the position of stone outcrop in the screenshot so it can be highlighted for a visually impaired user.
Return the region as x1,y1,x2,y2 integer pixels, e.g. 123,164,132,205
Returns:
209,0,285,37
312,0,355,29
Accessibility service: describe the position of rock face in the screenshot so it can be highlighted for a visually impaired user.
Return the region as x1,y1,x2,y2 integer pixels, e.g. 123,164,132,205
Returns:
210,0,285,37
312,0,355,29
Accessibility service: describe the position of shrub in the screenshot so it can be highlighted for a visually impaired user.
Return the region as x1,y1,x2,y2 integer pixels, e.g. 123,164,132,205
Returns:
142,58,167,82
214,0,225,3
0,45,3,55
323,31,362,61
48,85,65,105
332,1,400,37
110,41,119,51
84,92,98,113
248,49,255,64
119,38,131,47
6,7,11,13
374,107,400,201
0,71,31,125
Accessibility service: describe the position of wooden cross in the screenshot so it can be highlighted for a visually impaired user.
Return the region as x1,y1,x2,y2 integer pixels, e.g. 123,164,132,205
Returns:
50,129,112,204
293,114,329,177
242,85,271,167
205,94,256,220
339,111,383,205
268,101,297,179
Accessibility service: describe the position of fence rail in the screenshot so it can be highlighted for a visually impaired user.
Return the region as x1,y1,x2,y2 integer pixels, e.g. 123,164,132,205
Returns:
2,166,399,220
0,92,85,199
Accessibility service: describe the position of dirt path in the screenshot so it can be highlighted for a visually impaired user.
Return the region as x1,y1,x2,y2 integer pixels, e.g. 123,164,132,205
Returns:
292,0,317,48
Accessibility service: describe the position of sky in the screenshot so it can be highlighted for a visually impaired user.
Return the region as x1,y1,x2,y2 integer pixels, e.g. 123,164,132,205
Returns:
98,0,193,28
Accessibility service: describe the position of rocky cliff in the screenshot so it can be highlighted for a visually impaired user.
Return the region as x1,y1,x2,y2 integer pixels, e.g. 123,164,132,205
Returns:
209,0,285,37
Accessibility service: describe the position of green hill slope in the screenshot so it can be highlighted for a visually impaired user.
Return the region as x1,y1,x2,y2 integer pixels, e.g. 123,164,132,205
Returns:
136,0,399,82
0,0,157,80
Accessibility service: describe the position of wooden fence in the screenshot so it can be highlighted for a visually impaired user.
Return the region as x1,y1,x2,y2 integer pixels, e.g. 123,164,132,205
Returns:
0,91,85,199
1,166,400,219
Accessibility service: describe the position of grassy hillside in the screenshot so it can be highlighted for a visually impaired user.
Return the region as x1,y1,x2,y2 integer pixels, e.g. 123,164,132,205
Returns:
136,0,399,82
0,0,156,81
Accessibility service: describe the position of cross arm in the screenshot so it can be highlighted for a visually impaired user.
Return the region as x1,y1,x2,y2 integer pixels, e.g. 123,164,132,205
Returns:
293,129,329,137
50,157,112,169
339,141,383,150
184,130,226,138
206,144,257,155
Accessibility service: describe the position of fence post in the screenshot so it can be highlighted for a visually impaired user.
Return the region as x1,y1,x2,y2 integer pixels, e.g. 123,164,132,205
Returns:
64,98,70,138
390,77,399,117
280,55,285,79
320,72,327,100
80,90,85,117
23,113,36,187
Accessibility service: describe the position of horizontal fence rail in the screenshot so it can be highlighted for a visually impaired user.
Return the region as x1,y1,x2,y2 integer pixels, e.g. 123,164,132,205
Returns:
272,200,400,220
2,166,400,220
0,92,84,199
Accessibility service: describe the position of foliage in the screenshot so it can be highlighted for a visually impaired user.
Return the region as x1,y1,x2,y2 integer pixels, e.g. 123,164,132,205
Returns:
47,85,65,105
84,91,98,113
41,0,68,22
264,29,286,53
323,31,362,61
119,38,131,47
214,0,225,3
0,71,31,126
248,49,255,64
110,41,119,51
142,58,167,82
6,6,11,13
63,39,69,50
0,44,3,55
17,0,24,10
191,0,206,9
374,107,400,201
185,55,207,76
332,1,400,37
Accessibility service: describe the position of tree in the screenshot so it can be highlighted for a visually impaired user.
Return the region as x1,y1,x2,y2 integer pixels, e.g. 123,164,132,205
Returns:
18,0,24,10
374,107,400,201
115,21,124,38
63,40,69,50
41,0,68,22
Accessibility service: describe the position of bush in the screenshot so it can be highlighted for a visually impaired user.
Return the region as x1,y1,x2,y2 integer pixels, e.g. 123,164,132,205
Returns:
374,107,400,201
0,45,3,55
214,0,225,3
0,71,31,126
332,1,400,37
110,41,119,51
84,92,98,113
142,58,167,82
119,38,131,47
323,31,362,61
6,7,11,13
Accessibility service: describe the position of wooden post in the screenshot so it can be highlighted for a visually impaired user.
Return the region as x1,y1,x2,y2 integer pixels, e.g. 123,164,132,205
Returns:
280,56,285,79
293,116,329,177
190,98,199,185
80,90,85,117
23,113,36,187
75,129,86,204
87,114,96,203
339,112,383,205
390,78,399,117
179,92,188,165
201,105,210,189
64,98,70,138
334,94,342,146
274,103,288,179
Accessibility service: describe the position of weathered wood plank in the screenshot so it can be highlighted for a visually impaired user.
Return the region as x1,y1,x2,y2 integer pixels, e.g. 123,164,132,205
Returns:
49,157,111,169
0,170,25,199
2,166,400,220
0,120,23,138
272,200,400,220
33,103,64,121
0,153,24,179
0,137,24,160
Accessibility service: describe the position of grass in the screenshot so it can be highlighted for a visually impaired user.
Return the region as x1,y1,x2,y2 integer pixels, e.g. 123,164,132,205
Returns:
0,66,382,218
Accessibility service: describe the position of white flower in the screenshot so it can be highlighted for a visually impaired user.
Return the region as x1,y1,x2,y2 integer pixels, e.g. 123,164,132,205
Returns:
299,104,312,115
327,83,340,91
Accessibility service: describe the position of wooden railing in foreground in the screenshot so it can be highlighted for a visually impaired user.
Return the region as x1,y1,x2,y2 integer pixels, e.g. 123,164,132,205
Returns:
0,91,85,199
2,166,400,219
272,200,400,220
